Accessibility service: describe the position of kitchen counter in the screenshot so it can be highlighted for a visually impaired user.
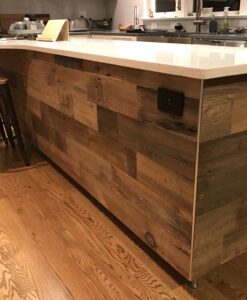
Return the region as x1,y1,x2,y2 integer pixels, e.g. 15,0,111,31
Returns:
0,36,247,79
190,32,247,40
71,29,247,40
0,36,246,283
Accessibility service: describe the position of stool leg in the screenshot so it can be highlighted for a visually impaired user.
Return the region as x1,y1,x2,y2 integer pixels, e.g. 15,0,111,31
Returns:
0,114,8,145
1,85,30,165
0,95,15,148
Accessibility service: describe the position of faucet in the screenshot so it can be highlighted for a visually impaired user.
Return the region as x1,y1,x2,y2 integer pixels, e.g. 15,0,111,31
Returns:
134,5,139,29
193,0,206,33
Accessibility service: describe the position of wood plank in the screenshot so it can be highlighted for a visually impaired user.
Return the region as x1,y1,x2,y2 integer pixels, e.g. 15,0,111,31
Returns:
97,106,118,140
118,114,197,180
196,131,247,215
192,77,247,280
231,82,247,133
101,76,139,119
200,88,233,142
73,96,98,131
137,153,194,209
200,80,247,142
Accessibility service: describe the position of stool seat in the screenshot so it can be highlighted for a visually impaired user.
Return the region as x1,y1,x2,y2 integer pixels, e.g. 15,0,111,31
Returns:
0,76,8,85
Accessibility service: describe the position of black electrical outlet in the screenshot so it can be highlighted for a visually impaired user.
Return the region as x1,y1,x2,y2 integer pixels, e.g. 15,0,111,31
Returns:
157,87,184,116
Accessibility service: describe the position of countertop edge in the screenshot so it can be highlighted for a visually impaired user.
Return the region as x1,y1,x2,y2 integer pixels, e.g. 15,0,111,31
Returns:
0,38,247,80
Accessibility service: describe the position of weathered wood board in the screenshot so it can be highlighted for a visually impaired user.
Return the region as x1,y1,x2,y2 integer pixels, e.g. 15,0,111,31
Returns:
192,77,247,279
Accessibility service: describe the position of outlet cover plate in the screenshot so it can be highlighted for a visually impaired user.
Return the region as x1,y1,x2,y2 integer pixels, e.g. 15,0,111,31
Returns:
157,87,184,116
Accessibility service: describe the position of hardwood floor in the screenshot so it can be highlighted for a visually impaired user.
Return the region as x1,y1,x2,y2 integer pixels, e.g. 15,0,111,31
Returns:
0,144,247,300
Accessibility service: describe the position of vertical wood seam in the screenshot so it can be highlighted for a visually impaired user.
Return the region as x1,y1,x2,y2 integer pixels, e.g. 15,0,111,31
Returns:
189,79,205,281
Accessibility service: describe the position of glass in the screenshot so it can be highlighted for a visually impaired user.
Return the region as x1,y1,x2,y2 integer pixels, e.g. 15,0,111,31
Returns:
155,0,176,13
194,0,240,12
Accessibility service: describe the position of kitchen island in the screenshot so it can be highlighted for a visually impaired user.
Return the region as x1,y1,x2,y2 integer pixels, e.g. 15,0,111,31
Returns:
0,36,246,282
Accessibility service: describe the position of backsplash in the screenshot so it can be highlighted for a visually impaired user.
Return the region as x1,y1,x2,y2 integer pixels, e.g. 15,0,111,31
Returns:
0,0,107,19
106,0,144,29
107,0,247,31
144,17,247,33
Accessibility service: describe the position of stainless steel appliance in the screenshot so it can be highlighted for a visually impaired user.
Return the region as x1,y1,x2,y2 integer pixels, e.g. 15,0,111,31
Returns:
8,18,45,36
89,18,112,31
69,16,90,32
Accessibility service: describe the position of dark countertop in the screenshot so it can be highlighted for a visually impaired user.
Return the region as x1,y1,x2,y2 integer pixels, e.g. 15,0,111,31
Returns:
190,33,247,41
69,30,247,41
70,30,167,37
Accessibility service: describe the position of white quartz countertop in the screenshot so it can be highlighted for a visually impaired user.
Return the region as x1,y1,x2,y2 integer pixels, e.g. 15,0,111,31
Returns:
0,36,247,79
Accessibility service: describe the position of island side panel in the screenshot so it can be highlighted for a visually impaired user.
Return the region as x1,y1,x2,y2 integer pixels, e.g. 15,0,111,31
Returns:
0,49,201,279
192,76,247,279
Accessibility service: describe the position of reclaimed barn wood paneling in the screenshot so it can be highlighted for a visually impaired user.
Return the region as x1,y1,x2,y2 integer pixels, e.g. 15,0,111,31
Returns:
192,77,247,279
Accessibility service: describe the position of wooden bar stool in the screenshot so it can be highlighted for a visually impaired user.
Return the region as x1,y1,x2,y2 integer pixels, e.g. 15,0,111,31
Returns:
0,76,29,165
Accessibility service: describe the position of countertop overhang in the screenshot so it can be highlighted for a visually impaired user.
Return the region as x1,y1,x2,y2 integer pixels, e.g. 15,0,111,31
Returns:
0,36,247,79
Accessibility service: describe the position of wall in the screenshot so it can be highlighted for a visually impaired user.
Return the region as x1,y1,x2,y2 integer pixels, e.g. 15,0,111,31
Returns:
0,0,107,19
